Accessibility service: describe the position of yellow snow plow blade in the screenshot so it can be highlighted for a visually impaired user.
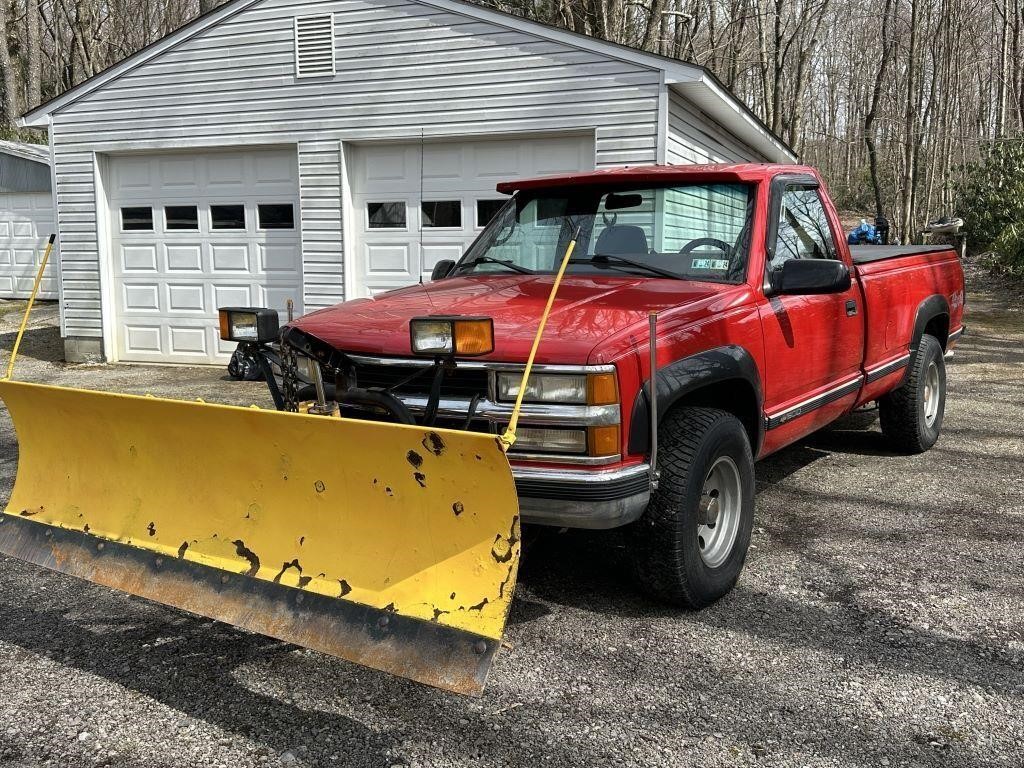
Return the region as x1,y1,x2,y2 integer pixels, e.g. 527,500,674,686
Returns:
0,380,520,695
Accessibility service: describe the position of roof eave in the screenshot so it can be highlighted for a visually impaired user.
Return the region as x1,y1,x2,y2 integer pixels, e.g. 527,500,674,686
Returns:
669,77,796,164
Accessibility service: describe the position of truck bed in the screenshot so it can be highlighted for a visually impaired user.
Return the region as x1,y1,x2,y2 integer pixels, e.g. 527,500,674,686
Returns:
849,244,954,265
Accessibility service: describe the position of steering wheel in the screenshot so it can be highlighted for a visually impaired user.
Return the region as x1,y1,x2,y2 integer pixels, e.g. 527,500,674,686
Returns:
679,237,734,256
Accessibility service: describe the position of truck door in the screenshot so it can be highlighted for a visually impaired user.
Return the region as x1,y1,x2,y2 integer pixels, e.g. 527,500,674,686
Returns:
758,178,866,445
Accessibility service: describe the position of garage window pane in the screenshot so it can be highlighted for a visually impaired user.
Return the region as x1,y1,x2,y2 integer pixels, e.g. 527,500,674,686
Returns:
476,199,506,228
212,205,246,230
165,205,199,231
421,200,461,228
121,207,153,231
368,202,406,229
258,204,295,230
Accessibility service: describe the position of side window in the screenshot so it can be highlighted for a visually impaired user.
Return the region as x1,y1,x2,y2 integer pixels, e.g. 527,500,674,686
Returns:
770,186,836,269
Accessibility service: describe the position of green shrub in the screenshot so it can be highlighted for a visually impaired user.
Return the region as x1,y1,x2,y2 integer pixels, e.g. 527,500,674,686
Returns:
984,223,1024,278
953,138,1024,275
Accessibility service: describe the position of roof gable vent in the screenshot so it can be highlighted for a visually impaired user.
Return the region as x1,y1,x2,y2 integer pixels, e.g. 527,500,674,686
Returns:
294,14,336,79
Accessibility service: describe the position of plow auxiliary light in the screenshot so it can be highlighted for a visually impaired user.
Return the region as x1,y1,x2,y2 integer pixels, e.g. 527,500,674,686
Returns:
219,307,281,344
410,316,494,357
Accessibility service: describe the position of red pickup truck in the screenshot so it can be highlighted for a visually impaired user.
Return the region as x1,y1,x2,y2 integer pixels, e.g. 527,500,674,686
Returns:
238,163,966,609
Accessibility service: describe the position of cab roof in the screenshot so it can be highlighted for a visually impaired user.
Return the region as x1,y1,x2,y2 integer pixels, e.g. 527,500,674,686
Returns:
495,163,819,194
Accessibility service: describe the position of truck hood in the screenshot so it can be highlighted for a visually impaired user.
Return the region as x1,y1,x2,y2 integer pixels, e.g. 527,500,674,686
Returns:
290,275,738,364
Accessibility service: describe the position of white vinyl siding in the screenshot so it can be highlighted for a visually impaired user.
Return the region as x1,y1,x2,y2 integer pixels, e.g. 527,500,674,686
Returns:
666,89,765,164
658,184,751,250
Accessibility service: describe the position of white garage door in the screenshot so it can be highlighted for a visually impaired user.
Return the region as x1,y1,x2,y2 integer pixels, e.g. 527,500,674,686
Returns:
349,135,594,296
0,192,57,300
107,149,302,364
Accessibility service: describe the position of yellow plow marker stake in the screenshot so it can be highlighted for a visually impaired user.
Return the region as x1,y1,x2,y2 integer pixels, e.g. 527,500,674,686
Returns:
0,380,520,695
500,228,580,452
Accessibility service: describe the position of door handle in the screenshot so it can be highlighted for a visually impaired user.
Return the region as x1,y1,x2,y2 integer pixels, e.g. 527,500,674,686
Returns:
846,300,858,317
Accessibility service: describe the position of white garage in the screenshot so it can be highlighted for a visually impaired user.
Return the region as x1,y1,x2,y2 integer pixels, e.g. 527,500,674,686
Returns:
104,149,302,363
0,141,57,300
20,0,794,364
349,135,593,296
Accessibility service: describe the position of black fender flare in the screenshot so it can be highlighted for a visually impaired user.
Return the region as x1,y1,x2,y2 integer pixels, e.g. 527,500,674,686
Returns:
910,294,951,355
627,345,764,457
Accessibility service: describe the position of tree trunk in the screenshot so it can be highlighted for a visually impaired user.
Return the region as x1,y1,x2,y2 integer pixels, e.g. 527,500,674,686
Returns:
26,0,42,111
0,1,23,128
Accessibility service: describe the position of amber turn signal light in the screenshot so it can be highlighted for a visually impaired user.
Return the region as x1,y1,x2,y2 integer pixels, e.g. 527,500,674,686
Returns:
587,372,619,405
588,425,620,456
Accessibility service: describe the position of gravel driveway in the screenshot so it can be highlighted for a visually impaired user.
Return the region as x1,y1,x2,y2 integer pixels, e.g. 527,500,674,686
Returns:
0,265,1021,768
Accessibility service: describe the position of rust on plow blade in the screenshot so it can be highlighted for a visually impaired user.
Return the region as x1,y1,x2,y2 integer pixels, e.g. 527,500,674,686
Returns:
0,380,521,695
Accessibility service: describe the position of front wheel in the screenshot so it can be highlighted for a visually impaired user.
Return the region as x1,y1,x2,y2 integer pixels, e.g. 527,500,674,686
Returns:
628,407,755,608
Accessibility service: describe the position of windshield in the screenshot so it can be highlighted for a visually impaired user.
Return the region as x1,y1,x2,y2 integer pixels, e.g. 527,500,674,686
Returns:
455,183,755,283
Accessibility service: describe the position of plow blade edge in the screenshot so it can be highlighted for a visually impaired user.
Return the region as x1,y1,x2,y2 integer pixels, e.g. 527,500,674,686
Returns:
0,380,520,695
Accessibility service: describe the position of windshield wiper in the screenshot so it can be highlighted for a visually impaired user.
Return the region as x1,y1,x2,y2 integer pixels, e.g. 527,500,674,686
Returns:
457,257,535,275
569,254,683,280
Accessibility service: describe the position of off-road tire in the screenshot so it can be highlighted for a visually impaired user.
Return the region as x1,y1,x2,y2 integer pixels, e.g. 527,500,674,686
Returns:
629,407,755,608
880,333,946,454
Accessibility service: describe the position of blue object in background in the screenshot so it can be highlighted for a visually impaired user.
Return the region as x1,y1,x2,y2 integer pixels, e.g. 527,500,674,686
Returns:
847,218,883,245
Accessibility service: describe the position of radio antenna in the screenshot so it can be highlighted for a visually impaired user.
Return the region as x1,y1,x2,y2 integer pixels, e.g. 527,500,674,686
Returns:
419,127,426,287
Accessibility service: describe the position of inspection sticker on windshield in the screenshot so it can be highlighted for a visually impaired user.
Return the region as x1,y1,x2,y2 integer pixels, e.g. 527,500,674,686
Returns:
691,258,730,271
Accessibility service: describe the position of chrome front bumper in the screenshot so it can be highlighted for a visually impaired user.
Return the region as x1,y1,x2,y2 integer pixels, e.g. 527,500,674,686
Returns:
512,464,652,529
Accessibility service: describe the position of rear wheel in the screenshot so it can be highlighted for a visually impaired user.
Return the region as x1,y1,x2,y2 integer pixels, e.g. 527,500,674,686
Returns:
629,407,755,608
880,334,946,454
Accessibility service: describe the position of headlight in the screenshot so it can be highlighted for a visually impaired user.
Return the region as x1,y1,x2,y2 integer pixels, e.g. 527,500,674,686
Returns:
410,316,494,357
507,425,621,456
498,372,587,404
497,371,618,405
293,354,317,381
511,427,587,454
218,307,280,343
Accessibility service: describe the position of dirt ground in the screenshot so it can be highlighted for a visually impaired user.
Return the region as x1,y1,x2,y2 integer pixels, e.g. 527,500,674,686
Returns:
0,263,1021,768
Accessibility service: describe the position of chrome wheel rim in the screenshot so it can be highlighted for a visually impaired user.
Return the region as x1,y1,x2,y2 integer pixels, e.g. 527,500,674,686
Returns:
923,360,941,427
697,456,742,568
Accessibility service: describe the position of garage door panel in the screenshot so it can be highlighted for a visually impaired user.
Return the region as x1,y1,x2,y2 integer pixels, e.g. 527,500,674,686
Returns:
121,245,159,272
122,284,162,313
166,283,207,313
111,157,152,196
258,242,301,275
167,326,210,356
210,244,251,273
108,149,301,364
123,325,163,355
366,243,411,275
166,244,204,272
159,157,200,193
211,284,253,309
17,277,57,295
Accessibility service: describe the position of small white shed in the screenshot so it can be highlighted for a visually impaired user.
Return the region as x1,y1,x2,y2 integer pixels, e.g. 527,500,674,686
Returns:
20,0,794,364
0,141,57,300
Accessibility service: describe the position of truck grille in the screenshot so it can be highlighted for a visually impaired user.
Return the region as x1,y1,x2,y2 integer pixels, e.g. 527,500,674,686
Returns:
352,362,490,399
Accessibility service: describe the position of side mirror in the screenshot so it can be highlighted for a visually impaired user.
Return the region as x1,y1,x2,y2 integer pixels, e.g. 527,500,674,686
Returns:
430,259,456,281
769,259,851,296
